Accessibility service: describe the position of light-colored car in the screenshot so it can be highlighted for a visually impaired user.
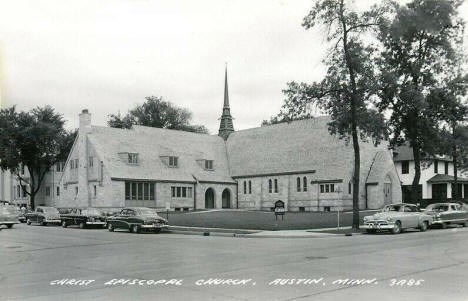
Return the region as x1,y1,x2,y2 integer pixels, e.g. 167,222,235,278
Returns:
362,203,433,234
25,206,61,226
424,203,468,228
0,205,20,228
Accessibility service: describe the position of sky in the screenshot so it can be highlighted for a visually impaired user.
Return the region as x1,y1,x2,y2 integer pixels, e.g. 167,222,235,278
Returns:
0,0,467,133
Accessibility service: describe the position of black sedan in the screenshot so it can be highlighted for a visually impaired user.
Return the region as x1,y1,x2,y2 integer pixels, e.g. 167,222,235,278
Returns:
106,207,168,233
61,208,107,229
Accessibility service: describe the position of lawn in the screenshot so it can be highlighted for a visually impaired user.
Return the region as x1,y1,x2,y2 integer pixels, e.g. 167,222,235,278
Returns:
162,209,378,231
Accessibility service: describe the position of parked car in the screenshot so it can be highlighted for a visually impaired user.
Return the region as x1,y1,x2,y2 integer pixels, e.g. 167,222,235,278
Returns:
25,206,61,226
0,205,20,228
424,203,468,228
362,203,433,234
106,207,168,233
61,208,107,229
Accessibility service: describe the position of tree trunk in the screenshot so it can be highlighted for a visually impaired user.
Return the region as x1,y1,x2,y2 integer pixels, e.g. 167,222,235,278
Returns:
30,193,35,211
453,144,458,202
411,144,421,203
352,125,361,229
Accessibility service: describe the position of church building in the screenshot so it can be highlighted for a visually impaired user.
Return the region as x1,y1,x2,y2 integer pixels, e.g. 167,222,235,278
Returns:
56,68,402,212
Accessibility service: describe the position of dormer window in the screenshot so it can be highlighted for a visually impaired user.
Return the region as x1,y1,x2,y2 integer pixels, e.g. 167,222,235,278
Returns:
205,160,213,170
128,153,139,164
169,156,178,167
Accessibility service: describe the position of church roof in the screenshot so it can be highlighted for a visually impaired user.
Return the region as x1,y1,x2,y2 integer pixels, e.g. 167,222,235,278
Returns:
226,117,361,180
87,125,235,184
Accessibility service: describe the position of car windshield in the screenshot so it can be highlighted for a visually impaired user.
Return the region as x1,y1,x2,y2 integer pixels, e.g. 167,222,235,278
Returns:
135,208,158,215
82,208,102,216
426,204,450,212
382,205,403,212
42,207,59,214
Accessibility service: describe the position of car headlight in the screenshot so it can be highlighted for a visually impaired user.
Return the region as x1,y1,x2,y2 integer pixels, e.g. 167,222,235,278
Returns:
386,217,393,222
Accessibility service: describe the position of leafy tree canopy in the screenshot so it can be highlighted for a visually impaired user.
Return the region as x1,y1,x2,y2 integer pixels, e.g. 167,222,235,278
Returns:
108,96,209,134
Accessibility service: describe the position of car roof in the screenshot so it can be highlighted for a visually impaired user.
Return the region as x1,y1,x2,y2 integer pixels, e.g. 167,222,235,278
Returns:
123,207,152,210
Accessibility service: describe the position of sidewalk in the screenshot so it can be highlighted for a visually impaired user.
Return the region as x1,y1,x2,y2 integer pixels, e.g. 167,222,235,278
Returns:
166,225,359,238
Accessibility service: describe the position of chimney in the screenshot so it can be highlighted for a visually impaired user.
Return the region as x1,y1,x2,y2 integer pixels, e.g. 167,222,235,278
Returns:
79,109,92,133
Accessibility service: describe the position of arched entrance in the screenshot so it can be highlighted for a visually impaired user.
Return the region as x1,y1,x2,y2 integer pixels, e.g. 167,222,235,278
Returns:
222,189,231,209
205,188,215,209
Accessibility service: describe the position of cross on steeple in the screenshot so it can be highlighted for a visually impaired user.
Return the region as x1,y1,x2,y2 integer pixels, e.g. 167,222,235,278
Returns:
218,64,234,140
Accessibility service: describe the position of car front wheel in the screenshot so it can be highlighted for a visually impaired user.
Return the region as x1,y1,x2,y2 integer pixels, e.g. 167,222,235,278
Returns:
107,223,114,232
26,219,31,225
131,225,140,234
419,221,428,232
7,224,13,229
441,222,448,229
154,228,161,234
79,222,86,229
62,221,67,228
391,221,402,234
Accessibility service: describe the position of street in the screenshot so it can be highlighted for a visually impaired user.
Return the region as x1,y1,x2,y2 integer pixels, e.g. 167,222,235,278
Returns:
1,224,468,301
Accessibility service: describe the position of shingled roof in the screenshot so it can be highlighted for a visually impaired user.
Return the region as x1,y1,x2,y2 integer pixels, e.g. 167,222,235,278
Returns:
87,125,235,184
226,117,364,181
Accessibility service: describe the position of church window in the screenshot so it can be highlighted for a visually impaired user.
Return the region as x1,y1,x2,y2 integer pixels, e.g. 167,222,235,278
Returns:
128,153,138,164
297,177,301,192
268,179,272,193
249,181,252,194
303,177,307,192
274,179,278,193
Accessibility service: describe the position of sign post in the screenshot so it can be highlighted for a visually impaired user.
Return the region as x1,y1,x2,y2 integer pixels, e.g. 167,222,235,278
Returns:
165,201,171,221
274,200,285,221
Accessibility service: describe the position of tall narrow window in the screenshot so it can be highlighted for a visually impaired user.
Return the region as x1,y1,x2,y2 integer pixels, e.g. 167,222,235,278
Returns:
144,183,149,200
274,179,278,193
56,186,60,196
445,162,449,175
171,187,176,198
89,156,94,167
249,181,252,194
320,184,324,193
93,185,97,198
348,182,352,194
131,183,137,200
303,177,307,192
182,187,187,197
187,187,193,198
297,177,301,192
402,160,409,174
149,183,155,200
268,179,272,193
75,187,78,195
137,183,143,200
243,181,247,194
434,160,438,173
176,187,181,197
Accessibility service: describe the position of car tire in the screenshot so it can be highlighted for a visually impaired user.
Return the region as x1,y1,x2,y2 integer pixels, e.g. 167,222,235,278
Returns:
62,221,68,228
391,221,402,234
419,221,428,232
107,223,114,232
462,221,468,227
79,222,86,229
441,222,448,229
154,228,161,234
132,225,140,234
42,221,47,226
7,224,13,229
26,219,31,225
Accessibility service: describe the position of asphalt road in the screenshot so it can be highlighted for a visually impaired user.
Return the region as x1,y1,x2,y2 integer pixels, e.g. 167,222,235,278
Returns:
1,223,468,301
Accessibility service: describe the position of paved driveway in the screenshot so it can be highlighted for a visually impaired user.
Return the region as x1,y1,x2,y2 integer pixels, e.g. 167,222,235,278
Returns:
1,223,468,300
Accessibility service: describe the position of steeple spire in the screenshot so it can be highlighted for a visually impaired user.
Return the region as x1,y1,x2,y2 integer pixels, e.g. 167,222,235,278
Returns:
218,64,234,140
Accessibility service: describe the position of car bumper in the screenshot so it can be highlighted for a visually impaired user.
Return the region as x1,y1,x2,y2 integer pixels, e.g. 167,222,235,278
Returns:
140,224,168,229
361,223,395,230
45,219,62,224
1,221,20,225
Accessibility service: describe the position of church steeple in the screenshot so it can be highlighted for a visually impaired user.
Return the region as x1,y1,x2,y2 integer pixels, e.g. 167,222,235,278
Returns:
218,65,234,140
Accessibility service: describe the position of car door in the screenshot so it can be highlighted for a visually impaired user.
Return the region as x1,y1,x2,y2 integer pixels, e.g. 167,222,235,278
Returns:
116,209,128,228
449,204,461,222
34,208,43,223
126,209,137,228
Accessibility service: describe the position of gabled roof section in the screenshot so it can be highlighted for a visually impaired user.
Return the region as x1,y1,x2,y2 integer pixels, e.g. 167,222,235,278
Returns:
366,151,391,184
87,125,235,183
393,144,452,162
226,117,354,180
427,174,468,183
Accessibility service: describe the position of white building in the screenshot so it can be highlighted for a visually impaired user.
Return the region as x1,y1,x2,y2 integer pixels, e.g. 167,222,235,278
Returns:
393,144,468,202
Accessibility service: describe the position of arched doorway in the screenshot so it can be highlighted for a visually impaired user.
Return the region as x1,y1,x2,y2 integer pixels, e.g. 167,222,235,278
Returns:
205,188,215,209
222,189,231,209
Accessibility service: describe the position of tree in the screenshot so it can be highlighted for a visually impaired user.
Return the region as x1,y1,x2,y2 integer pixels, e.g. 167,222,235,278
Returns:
376,0,465,203
0,106,71,209
280,0,387,229
108,96,209,134
428,74,468,201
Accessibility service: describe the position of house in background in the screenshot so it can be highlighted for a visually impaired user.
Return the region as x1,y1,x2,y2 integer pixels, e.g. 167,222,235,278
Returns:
0,163,64,208
56,70,402,212
393,144,468,203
